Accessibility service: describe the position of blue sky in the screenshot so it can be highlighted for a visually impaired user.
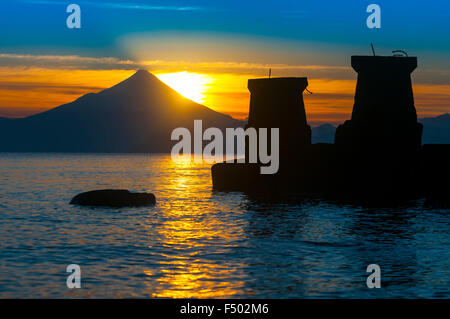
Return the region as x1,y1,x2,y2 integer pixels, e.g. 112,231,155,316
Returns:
1,0,449,66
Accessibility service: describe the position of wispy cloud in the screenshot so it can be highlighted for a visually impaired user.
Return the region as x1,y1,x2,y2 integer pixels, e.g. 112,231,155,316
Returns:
1,52,450,86
0,53,354,79
0,53,141,70
21,0,204,11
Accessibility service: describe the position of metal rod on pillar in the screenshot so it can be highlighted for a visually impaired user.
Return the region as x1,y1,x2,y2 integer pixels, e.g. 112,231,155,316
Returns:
371,43,376,56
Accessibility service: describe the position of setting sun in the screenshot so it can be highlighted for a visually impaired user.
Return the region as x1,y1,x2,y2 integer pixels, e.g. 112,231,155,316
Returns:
156,71,213,104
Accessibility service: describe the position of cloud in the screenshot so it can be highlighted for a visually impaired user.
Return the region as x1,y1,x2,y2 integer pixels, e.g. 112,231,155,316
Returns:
2,52,450,86
0,53,354,79
0,53,141,70
0,81,103,92
21,0,204,11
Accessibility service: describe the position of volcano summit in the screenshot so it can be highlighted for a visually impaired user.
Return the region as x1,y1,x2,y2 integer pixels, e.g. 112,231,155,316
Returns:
0,70,241,153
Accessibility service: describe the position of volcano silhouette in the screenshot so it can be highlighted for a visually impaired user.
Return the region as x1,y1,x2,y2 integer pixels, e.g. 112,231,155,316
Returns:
0,70,242,152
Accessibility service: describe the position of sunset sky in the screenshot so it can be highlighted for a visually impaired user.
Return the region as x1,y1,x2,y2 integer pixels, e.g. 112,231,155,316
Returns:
1,0,449,124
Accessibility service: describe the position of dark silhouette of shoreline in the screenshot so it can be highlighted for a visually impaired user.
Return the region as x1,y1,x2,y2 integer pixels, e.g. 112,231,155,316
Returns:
311,113,450,145
212,55,450,205
0,56,449,205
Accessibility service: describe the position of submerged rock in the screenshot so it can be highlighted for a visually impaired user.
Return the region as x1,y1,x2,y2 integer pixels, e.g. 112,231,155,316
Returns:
70,189,156,207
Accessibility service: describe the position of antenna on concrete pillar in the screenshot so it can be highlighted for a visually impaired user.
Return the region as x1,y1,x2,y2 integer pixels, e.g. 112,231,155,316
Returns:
268,68,271,79
392,50,408,57
371,43,376,56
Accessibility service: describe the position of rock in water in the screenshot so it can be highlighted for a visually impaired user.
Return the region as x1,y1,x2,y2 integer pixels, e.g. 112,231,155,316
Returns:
70,189,156,207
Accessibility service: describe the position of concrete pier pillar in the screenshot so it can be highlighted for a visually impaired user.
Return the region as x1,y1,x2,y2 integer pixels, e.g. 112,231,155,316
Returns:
246,77,311,161
335,56,422,151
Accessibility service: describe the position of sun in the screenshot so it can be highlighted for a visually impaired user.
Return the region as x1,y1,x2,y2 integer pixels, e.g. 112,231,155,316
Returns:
156,71,213,104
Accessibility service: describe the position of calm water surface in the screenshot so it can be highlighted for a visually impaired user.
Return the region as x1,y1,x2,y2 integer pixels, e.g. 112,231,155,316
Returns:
0,153,449,298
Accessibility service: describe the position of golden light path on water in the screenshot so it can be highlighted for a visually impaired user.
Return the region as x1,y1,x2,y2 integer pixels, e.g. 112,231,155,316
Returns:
1,153,449,298
141,156,247,298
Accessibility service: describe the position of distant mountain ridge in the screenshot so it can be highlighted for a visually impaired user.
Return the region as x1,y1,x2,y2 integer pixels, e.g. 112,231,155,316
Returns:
0,70,243,152
310,114,450,144
311,123,336,144
420,113,450,144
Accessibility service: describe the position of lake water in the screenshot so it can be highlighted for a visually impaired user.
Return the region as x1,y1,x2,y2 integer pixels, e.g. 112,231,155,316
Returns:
0,153,449,298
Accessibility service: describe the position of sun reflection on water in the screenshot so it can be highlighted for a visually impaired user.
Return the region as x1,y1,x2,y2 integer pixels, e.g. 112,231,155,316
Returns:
1,154,449,298
142,156,246,298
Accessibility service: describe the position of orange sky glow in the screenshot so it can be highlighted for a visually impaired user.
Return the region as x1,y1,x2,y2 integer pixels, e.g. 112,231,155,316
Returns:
0,65,449,124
